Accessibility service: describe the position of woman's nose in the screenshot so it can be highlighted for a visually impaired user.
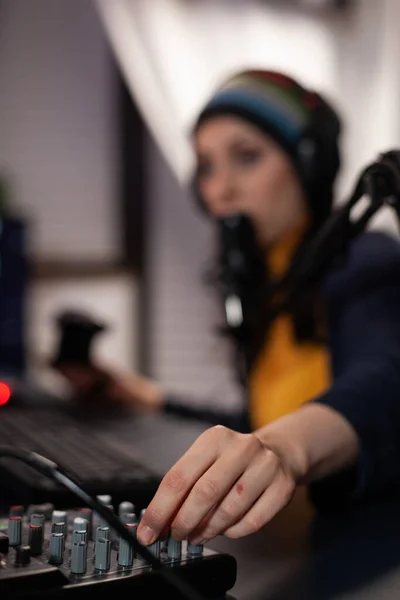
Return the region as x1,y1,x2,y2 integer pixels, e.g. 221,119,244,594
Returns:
209,169,238,210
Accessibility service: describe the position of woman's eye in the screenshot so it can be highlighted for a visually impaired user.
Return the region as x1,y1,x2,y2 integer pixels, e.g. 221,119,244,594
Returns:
238,149,262,165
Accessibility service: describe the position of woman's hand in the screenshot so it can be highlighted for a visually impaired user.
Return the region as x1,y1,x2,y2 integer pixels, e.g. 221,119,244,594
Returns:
137,424,297,546
56,363,163,411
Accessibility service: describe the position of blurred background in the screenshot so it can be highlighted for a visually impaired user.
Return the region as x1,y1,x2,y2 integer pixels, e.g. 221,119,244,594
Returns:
0,0,399,409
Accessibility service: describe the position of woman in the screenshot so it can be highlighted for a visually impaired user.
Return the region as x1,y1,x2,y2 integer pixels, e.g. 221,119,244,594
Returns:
59,70,400,546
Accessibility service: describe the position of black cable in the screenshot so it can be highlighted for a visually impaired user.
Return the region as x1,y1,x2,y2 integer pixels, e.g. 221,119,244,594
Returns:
0,446,207,600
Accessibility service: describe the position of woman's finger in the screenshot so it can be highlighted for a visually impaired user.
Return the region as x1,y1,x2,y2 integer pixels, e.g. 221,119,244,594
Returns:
189,447,280,544
170,433,263,541
223,471,295,539
137,427,225,545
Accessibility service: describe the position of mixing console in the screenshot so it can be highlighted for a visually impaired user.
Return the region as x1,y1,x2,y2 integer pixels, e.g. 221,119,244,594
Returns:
0,496,237,599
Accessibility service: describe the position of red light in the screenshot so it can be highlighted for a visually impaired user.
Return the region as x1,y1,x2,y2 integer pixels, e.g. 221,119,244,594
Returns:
0,382,11,406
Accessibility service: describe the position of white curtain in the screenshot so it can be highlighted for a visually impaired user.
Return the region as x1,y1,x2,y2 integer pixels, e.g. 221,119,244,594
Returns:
94,0,339,185
94,0,400,224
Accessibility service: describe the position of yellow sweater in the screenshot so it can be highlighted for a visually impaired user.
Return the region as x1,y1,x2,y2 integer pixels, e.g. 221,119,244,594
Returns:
249,230,331,430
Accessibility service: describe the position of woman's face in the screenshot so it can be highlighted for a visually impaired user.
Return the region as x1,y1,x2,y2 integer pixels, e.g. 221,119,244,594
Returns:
194,115,309,248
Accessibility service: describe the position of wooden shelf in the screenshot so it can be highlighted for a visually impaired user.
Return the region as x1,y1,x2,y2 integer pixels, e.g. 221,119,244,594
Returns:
30,259,134,281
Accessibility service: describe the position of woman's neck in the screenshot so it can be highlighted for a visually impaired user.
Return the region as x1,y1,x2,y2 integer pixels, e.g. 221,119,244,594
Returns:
267,220,310,279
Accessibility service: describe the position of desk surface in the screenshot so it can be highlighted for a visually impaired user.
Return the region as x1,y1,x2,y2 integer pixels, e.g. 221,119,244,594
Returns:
85,410,400,600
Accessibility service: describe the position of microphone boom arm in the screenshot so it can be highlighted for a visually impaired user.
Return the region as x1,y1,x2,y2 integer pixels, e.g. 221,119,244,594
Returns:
260,150,400,323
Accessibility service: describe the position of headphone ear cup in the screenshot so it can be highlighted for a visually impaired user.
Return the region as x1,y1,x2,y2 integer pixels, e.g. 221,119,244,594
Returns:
297,132,318,186
297,98,341,195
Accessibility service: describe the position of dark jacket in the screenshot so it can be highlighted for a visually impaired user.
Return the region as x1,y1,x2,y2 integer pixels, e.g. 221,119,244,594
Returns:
165,231,400,503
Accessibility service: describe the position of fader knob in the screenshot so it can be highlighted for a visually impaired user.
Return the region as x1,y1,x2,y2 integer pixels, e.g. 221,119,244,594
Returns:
0,533,9,554
71,541,87,575
49,533,64,564
118,501,134,517
15,545,31,565
8,517,22,547
28,525,43,556
167,534,181,560
95,538,111,571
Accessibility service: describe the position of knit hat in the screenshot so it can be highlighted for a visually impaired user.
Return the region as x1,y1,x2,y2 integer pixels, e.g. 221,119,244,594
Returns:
194,70,341,226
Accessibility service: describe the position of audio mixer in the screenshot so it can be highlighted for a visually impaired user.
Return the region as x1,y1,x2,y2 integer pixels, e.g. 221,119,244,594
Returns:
0,496,237,599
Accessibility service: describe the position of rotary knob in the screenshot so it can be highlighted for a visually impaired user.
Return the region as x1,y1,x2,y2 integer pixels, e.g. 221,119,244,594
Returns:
73,517,88,534
148,538,161,559
49,533,64,564
52,510,67,540
94,538,111,571
118,523,136,567
15,545,31,566
118,537,133,568
71,541,87,575
167,534,181,560
28,525,43,556
51,510,67,524
96,526,110,543
30,514,45,545
121,512,137,525
97,495,112,505
187,542,203,557
77,508,92,539
99,504,114,529
8,517,22,547
118,501,135,517
9,505,24,518
72,530,87,544
52,521,66,539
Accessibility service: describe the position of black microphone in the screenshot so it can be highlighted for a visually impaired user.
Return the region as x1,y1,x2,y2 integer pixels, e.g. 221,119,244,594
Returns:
217,214,266,330
50,310,107,368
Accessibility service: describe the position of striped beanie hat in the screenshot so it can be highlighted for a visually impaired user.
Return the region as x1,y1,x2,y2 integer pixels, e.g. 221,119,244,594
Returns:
195,70,341,226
